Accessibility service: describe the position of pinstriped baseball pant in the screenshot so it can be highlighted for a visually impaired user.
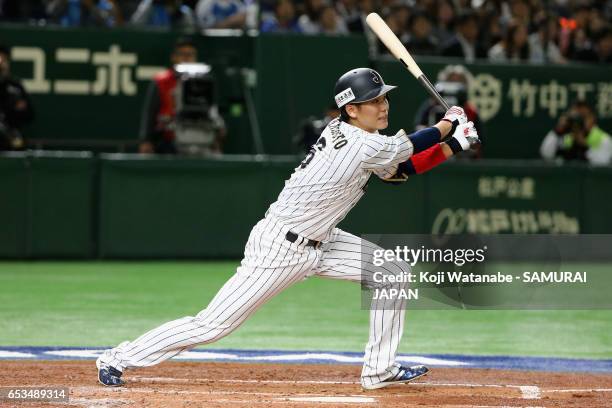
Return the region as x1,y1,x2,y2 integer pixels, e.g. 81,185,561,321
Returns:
98,216,410,388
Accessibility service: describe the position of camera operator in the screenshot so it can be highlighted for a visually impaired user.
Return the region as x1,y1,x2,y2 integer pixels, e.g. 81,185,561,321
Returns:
139,37,226,156
540,100,611,165
414,64,482,159
0,45,35,151
293,103,339,153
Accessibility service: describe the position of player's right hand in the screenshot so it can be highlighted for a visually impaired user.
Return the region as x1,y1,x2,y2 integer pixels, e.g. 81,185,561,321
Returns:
448,121,480,153
442,106,468,125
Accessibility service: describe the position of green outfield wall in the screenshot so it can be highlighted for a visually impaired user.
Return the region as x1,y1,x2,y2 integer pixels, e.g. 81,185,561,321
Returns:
0,153,610,259
2,25,610,158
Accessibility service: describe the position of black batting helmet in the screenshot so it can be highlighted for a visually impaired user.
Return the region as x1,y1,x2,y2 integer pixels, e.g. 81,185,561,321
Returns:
333,68,397,108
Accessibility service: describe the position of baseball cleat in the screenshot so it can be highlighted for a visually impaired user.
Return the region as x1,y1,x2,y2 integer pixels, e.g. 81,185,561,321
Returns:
96,357,125,387
362,365,429,390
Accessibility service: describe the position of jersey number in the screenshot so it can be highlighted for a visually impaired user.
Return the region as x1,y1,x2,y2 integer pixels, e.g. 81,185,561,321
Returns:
300,135,348,169
300,137,326,168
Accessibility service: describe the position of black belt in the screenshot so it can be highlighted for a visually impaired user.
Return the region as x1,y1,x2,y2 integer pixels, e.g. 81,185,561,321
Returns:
286,230,321,248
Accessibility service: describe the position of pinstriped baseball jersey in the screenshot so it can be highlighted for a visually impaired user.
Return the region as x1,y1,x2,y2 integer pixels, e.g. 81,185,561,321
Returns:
267,117,414,241
97,116,419,390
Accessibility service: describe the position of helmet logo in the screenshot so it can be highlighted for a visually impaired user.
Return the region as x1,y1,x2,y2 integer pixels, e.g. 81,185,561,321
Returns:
370,70,381,84
335,87,356,108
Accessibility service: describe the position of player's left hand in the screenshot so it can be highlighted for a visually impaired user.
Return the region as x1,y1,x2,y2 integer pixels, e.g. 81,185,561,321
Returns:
447,121,480,154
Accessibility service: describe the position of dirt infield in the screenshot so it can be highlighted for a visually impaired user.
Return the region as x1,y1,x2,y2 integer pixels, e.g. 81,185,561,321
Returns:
1,360,611,407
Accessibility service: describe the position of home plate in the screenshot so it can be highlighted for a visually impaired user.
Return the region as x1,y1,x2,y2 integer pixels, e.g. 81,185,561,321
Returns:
282,396,376,403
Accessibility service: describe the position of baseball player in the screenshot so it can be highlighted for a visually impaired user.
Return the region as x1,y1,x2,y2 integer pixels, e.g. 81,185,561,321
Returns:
97,68,479,390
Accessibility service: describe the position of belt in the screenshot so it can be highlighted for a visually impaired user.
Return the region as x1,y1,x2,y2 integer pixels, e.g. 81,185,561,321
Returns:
286,230,321,249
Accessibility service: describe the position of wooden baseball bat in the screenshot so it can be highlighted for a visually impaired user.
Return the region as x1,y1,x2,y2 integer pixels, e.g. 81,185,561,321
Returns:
366,12,450,110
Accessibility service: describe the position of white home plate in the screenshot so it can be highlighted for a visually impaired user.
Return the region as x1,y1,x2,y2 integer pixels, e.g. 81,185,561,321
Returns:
282,396,376,403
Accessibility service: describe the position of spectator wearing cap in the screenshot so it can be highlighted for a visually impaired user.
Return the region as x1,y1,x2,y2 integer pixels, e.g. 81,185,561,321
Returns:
441,11,487,62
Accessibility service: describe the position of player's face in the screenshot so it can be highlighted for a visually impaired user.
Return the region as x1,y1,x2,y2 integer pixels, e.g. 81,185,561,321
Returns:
349,94,389,133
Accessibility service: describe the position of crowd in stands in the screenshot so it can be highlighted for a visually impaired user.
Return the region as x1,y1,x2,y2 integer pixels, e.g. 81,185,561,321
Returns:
0,0,612,63
1,0,610,64
259,0,612,64
0,0,258,31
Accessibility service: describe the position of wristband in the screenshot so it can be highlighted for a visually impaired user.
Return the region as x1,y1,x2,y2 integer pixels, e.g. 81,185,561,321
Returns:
446,137,464,154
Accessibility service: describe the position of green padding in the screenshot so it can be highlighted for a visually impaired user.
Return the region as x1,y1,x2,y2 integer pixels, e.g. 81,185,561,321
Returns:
254,34,370,155
2,154,611,259
425,161,584,234
98,156,297,257
0,156,28,257
28,154,96,257
341,176,427,235
583,166,612,233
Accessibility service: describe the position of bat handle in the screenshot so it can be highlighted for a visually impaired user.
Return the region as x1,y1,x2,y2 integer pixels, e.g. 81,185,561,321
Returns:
417,74,450,111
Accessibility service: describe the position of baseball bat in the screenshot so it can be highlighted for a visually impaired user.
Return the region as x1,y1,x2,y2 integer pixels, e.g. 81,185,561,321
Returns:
365,13,450,110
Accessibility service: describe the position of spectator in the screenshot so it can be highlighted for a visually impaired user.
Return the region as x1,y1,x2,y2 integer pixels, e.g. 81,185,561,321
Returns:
317,5,348,35
540,100,611,165
335,0,359,24
45,0,123,26
405,11,438,56
431,0,456,46
594,28,612,63
345,0,374,33
376,11,409,55
0,45,35,151
130,0,196,31
195,0,246,29
479,11,504,51
414,64,483,159
441,11,487,62
501,0,532,28
297,0,325,34
488,20,530,62
1,0,47,21
139,37,226,155
260,0,300,33
528,14,565,64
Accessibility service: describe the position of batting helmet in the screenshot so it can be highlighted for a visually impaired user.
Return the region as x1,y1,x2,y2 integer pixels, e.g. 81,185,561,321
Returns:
333,68,397,108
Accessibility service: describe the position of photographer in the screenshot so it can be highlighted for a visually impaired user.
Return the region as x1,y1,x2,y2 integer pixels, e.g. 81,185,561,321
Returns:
540,100,611,165
0,45,35,151
139,37,226,156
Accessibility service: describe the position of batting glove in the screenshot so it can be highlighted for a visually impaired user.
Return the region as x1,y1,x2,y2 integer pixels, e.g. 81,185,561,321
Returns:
442,106,468,126
447,121,480,154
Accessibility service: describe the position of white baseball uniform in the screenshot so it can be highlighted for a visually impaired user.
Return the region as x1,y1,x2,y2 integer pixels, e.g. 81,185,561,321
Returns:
98,117,415,388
